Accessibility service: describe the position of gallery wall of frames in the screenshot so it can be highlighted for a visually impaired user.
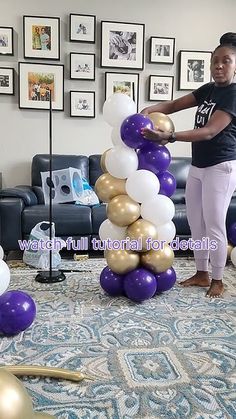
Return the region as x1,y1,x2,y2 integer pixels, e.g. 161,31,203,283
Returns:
0,14,212,118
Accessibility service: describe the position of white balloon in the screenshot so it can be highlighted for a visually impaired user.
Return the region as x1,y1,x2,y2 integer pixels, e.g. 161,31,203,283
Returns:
99,219,127,241
141,195,175,226
0,259,10,296
103,93,136,127
231,246,236,267
111,126,128,148
156,221,176,244
105,146,138,179
0,245,4,260
126,170,160,203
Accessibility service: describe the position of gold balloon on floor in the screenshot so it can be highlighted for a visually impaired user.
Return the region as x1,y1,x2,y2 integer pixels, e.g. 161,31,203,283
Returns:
107,194,141,227
100,148,111,173
149,112,175,133
105,249,140,274
95,173,126,203
141,244,174,273
0,369,34,419
227,243,234,260
127,219,158,252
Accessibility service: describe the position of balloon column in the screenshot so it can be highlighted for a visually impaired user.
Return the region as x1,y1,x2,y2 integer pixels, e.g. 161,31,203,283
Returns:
227,222,236,267
96,93,177,302
0,245,36,336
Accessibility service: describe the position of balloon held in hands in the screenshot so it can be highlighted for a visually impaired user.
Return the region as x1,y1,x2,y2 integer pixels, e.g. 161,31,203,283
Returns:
120,113,154,148
148,112,175,133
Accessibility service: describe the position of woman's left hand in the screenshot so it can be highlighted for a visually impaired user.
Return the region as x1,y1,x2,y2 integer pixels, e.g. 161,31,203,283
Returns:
141,127,170,145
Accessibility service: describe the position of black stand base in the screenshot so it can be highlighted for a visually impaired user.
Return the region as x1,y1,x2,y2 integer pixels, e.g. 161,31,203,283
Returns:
35,270,66,283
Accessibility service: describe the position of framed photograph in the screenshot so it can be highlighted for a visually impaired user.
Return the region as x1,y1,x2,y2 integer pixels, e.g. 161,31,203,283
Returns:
101,20,145,70
0,67,14,95
23,15,60,60
70,53,95,80
150,36,175,64
105,72,139,111
0,27,13,55
178,50,212,90
70,14,96,43
18,62,64,110
149,75,174,101
70,91,95,118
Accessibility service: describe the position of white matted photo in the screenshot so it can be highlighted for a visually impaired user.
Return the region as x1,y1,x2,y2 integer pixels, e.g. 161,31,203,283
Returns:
19,62,64,110
23,15,60,60
179,50,212,90
70,53,95,80
149,75,174,101
0,26,13,55
70,91,95,118
150,36,175,64
0,67,14,95
105,72,139,111
70,14,96,43
101,21,145,69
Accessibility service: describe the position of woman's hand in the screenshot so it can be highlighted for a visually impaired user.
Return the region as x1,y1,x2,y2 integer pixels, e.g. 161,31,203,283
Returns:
141,127,170,145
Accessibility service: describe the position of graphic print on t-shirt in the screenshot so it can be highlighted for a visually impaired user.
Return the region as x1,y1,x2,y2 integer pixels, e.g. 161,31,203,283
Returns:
194,100,216,128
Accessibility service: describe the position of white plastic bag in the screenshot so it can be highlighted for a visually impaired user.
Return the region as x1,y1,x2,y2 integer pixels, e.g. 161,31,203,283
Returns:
75,177,99,206
23,221,65,269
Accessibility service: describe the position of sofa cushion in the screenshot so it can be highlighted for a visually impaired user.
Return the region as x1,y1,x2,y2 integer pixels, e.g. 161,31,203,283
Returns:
31,154,89,187
91,204,107,234
22,204,92,236
173,204,191,236
171,188,186,204
89,154,103,186
168,157,191,188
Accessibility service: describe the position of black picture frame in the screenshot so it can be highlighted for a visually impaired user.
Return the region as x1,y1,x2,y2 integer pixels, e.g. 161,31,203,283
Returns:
148,75,174,101
105,71,139,112
149,36,175,64
178,50,212,91
101,20,145,70
0,67,14,95
70,91,95,118
69,13,96,43
0,26,13,56
18,62,64,111
70,53,95,80
23,15,60,60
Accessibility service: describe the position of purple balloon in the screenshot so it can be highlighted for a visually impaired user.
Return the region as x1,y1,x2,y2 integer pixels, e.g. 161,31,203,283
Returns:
228,222,236,246
158,170,176,197
137,143,171,174
120,113,154,149
0,290,36,336
100,266,124,296
123,268,157,302
155,267,176,294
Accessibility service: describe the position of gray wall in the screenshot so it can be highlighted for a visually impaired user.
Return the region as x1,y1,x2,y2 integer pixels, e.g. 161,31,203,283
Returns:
0,0,235,187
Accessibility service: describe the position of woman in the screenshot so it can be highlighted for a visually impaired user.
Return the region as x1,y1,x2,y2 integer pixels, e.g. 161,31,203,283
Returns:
141,33,236,298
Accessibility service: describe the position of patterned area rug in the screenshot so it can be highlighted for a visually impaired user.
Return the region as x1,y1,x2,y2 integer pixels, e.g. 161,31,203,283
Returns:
0,257,236,419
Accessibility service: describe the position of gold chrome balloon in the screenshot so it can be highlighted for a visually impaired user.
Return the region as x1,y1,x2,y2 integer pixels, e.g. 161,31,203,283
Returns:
95,173,126,203
3,365,93,382
105,249,140,274
100,148,111,173
127,219,158,252
34,414,56,418
107,194,141,227
0,369,34,419
141,244,174,273
227,243,234,260
149,112,175,133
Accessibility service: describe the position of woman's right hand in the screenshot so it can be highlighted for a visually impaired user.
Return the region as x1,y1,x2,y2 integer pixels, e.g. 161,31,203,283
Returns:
140,108,149,115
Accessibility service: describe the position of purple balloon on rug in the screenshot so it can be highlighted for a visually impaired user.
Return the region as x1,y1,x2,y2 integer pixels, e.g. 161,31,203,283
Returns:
123,268,157,302
158,170,176,197
137,143,171,174
228,222,236,246
0,290,36,336
155,267,176,294
100,266,124,296
120,113,154,149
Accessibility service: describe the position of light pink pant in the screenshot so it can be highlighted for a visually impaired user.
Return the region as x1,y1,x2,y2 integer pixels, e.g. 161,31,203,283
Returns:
185,161,236,280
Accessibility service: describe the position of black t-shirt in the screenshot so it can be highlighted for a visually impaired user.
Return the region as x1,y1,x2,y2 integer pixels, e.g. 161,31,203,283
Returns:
192,82,236,167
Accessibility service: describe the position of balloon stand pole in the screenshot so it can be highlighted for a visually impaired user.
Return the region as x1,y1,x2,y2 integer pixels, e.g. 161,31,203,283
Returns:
35,91,65,284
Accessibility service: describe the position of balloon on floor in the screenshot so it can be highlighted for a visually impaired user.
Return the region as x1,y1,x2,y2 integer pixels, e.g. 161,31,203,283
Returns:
98,93,177,302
